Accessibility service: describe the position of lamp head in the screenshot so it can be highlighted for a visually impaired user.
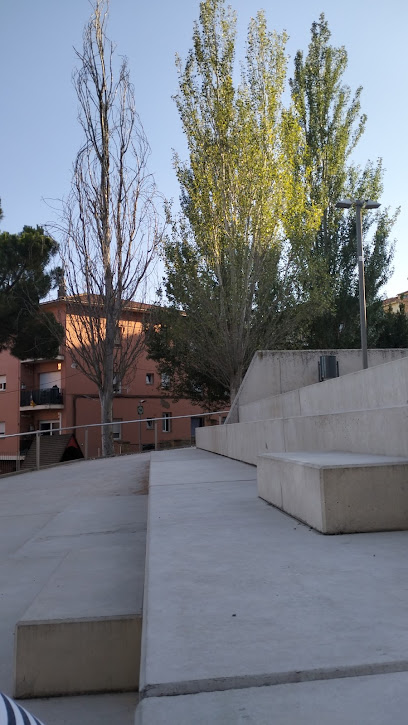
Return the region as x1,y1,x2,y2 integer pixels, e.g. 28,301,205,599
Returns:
335,198,381,210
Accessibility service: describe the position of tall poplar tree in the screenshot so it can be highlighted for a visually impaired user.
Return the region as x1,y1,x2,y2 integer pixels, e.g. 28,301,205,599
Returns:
290,14,397,348
146,0,322,404
60,0,162,456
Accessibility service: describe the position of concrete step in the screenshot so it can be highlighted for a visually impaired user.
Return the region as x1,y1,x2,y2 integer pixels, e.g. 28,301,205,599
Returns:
239,353,408,424
197,404,408,464
258,451,408,534
14,543,144,698
21,434,79,469
136,672,408,725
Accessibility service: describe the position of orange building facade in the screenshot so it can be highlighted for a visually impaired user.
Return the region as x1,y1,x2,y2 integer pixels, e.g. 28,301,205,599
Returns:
0,299,227,470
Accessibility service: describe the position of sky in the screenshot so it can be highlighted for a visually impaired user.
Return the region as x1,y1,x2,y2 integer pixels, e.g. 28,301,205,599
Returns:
1,0,407,299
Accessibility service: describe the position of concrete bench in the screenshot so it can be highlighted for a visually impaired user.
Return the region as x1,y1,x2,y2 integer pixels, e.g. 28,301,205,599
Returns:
257,451,408,534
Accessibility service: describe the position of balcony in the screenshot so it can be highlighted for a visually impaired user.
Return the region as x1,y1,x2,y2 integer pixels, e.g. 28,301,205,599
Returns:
20,388,64,409
20,353,64,365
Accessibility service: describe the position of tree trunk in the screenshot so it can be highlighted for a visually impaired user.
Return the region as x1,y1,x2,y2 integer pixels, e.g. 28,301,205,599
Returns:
100,278,116,457
100,387,114,457
229,369,243,406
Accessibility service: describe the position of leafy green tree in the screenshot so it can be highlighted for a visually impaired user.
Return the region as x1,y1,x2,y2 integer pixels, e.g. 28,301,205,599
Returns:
146,0,323,404
0,225,63,359
374,298,408,348
290,14,397,348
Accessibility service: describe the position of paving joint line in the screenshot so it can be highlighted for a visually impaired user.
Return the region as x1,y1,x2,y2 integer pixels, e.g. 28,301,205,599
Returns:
140,659,408,700
149,478,257,488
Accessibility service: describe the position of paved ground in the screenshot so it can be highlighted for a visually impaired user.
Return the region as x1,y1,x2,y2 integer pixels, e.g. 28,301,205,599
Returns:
137,447,408,723
0,454,149,725
5,447,408,723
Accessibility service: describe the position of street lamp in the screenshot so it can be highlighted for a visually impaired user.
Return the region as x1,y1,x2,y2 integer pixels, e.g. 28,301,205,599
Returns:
335,199,381,370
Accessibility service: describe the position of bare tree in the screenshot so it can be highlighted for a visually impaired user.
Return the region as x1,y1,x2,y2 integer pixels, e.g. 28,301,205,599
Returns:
59,0,162,456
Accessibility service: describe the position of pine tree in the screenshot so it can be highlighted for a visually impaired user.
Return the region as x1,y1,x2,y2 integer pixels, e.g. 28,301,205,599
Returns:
0,225,63,359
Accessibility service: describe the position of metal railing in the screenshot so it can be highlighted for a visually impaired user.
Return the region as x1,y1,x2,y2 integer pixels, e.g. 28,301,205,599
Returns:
0,410,228,475
20,388,63,406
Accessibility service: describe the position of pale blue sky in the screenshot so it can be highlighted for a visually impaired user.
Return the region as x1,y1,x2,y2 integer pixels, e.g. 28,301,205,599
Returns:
1,0,407,297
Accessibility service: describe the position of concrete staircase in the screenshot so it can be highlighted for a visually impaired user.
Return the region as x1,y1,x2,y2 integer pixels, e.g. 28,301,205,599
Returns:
196,354,408,533
21,433,82,469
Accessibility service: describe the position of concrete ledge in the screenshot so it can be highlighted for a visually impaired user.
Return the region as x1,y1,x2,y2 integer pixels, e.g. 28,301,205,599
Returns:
197,405,408,464
15,615,141,698
14,544,144,697
257,452,408,534
135,671,408,725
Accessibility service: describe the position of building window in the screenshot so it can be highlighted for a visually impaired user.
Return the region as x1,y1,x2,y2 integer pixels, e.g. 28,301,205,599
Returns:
0,422,5,435
112,419,122,439
39,371,61,390
114,326,124,348
146,419,154,430
39,421,60,436
146,373,154,385
113,376,122,394
161,373,170,389
162,413,171,433
0,375,6,391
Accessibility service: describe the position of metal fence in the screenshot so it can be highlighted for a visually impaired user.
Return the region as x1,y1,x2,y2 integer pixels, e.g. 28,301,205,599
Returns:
0,411,228,475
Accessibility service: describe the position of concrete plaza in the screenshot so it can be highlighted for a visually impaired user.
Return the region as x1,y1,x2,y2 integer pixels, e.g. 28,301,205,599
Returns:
2,449,408,723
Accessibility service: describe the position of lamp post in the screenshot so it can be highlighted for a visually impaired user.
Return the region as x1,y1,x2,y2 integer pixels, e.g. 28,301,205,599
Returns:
335,199,381,370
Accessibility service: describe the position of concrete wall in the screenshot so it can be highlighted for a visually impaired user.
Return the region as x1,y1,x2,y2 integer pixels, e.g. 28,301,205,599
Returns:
240,354,408,423
228,349,408,424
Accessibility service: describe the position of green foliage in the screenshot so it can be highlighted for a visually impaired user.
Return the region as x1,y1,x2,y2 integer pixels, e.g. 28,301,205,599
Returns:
147,0,325,403
145,304,229,406
147,7,400,404
290,14,397,348
375,300,408,348
0,225,64,359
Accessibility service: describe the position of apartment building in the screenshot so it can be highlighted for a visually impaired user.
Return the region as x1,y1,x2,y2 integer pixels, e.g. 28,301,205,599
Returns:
0,298,226,470
383,291,408,313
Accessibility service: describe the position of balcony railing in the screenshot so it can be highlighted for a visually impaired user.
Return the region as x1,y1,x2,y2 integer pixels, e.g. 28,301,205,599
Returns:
20,388,63,407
